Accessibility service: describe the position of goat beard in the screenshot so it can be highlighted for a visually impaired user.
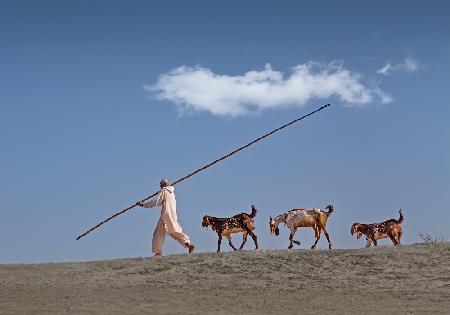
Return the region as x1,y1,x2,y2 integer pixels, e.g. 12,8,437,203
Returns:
356,232,362,239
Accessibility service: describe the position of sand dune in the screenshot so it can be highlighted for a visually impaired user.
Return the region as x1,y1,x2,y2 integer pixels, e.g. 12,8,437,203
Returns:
1,243,449,314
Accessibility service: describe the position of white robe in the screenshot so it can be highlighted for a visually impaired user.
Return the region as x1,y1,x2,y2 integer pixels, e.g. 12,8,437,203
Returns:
142,186,190,254
142,186,182,233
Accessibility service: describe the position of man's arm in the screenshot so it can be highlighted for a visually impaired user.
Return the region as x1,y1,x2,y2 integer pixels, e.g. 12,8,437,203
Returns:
137,191,164,208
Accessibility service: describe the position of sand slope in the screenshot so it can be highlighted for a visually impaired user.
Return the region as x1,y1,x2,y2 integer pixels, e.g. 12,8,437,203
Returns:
1,243,449,314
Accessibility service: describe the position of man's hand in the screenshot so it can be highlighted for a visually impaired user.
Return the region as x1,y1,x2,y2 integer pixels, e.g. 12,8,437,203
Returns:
136,201,144,207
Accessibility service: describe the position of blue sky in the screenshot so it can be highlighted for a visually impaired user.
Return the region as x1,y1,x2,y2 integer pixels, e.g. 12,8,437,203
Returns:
1,1,449,263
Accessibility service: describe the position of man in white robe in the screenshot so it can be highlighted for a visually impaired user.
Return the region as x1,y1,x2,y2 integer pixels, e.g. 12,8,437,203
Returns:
137,178,195,256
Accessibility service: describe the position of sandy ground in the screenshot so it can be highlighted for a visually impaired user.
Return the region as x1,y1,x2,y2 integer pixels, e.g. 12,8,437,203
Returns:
1,243,449,314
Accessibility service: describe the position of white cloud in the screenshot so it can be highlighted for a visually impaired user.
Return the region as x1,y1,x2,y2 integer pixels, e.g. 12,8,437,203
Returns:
145,62,392,117
377,58,418,76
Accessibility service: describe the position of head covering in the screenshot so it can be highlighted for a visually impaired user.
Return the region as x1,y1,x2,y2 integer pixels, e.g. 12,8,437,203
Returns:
160,178,171,187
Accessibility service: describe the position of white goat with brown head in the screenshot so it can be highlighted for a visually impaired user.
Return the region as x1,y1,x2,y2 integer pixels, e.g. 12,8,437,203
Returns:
269,205,334,249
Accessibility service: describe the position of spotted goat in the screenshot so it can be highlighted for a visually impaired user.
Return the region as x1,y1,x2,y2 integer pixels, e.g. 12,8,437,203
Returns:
269,205,334,249
202,205,258,252
351,209,403,247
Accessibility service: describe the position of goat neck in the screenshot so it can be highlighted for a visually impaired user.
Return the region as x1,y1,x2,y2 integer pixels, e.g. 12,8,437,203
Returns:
274,213,287,226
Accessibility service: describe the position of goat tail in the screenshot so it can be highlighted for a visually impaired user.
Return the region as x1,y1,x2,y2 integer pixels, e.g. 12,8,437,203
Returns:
325,204,334,216
249,205,257,218
397,209,404,224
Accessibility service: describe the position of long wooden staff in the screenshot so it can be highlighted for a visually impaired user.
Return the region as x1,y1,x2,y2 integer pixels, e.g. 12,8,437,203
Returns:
76,103,331,240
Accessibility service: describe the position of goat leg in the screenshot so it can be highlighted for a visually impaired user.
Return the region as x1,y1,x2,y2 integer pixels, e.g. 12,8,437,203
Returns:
324,229,332,249
389,234,399,246
311,235,321,249
288,233,294,249
225,235,237,250
239,231,248,250
247,230,258,250
217,235,222,252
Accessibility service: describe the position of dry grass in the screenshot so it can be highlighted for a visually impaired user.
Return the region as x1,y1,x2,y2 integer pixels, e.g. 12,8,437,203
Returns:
417,231,445,247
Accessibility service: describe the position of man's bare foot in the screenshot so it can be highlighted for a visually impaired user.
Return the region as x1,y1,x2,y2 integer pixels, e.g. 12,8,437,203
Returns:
186,243,195,254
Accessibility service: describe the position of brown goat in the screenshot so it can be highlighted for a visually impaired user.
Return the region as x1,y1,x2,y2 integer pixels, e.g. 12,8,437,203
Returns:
351,209,404,247
269,205,334,249
202,205,258,252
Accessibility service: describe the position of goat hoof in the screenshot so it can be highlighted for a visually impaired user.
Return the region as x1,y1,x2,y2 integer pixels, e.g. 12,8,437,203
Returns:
311,245,316,250
233,248,238,251
288,245,293,249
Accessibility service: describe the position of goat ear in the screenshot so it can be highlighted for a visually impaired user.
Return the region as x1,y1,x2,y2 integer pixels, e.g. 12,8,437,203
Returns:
269,216,272,221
